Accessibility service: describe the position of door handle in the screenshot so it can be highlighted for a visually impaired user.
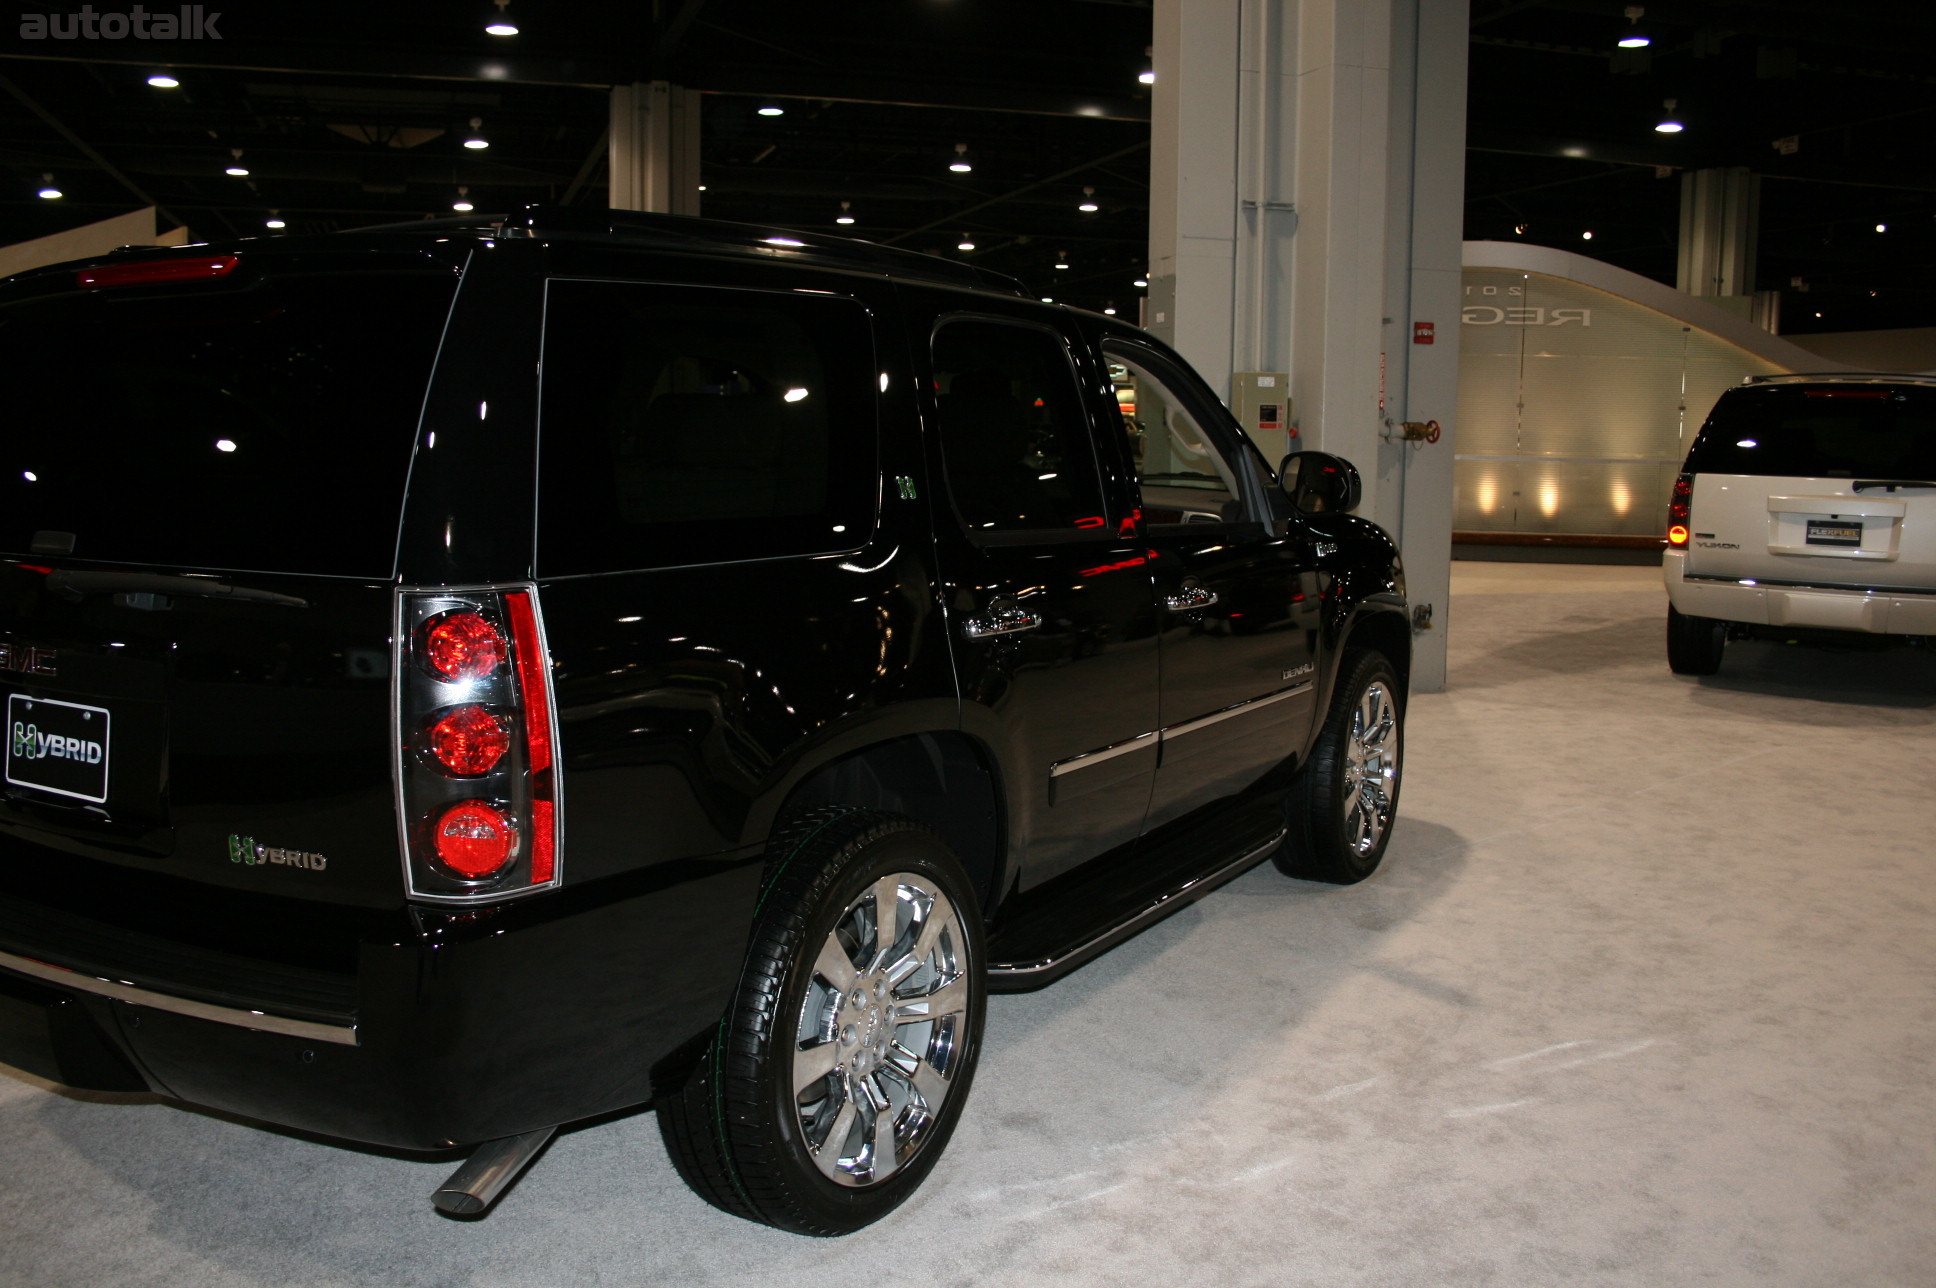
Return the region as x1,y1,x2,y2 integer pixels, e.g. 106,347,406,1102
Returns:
962,603,1043,639
1163,584,1219,612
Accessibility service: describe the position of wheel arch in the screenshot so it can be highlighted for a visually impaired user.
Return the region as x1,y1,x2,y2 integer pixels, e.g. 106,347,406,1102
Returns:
771,731,1006,914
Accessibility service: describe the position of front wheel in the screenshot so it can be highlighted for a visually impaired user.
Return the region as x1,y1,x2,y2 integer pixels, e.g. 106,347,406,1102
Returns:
657,808,985,1235
1667,604,1726,675
1275,649,1404,884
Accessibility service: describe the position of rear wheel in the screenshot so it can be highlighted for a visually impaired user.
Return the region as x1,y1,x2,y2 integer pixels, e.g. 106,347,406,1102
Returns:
1667,605,1726,675
657,808,984,1235
1275,649,1403,885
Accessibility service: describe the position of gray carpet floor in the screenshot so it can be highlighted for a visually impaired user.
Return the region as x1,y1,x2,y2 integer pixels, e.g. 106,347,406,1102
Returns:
4,561,1934,1287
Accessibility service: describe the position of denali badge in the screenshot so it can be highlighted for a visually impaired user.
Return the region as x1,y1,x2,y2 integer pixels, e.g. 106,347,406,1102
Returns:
0,641,57,676
228,834,328,871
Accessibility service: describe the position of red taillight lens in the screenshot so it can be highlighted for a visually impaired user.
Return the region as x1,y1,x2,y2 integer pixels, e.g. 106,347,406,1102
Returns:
1667,473,1693,546
433,800,516,878
397,587,562,902
423,610,505,681
427,705,510,776
76,255,239,289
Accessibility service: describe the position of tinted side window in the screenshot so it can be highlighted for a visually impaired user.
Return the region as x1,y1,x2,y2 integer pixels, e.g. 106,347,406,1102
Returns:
1685,384,1936,478
931,319,1108,539
538,280,877,575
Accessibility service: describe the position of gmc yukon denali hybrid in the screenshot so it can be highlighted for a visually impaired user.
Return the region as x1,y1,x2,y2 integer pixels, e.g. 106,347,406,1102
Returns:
0,209,1410,1234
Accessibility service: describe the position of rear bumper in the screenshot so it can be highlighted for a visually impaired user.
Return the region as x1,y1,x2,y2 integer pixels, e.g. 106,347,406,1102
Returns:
1664,551,1936,635
0,850,763,1151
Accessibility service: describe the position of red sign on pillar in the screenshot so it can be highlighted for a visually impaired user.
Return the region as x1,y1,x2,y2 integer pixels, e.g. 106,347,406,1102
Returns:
1413,321,1435,344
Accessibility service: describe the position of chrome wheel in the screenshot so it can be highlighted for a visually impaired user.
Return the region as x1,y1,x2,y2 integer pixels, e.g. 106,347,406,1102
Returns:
793,872,970,1188
1341,678,1400,856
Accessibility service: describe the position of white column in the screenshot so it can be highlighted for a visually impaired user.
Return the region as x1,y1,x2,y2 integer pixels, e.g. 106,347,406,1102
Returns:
1149,0,1466,691
609,81,702,215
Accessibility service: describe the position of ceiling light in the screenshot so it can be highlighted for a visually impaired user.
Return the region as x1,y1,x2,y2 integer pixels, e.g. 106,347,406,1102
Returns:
835,200,855,226
757,104,785,117
147,73,179,88
37,173,61,199
1054,252,1070,270
1041,297,1054,303
1103,303,1118,316
464,118,490,149
1618,5,1650,47
1655,99,1683,133
1133,276,1148,288
1078,185,1099,213
485,0,517,35
1139,69,1156,85
949,143,973,174
1514,223,1527,235
957,235,976,251
225,148,248,176
1875,223,1887,233
1582,230,1594,240
453,186,475,213
265,212,286,229
762,237,806,248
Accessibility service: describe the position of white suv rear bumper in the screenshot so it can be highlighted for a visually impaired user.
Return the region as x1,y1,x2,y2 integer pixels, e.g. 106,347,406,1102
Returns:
1665,550,1936,635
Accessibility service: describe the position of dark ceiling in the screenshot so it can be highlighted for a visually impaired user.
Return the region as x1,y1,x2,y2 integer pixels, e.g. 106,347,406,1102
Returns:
0,0,1929,334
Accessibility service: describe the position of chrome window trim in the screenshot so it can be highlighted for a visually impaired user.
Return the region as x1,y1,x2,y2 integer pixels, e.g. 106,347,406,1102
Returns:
0,948,360,1047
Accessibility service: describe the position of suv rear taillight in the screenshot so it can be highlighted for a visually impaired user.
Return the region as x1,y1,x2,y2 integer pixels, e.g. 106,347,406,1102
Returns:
1667,473,1692,548
394,585,562,903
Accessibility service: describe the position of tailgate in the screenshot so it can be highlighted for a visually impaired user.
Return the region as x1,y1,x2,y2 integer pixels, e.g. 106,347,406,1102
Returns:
1686,474,1936,588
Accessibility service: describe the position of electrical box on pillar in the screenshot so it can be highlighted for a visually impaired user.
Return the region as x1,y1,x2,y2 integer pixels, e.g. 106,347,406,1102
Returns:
1231,371,1293,464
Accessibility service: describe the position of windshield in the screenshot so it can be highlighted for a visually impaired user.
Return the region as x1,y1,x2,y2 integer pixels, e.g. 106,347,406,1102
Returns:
1684,383,1936,479
0,263,458,577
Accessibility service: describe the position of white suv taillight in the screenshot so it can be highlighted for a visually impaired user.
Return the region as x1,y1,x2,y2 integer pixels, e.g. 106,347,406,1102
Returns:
393,584,562,902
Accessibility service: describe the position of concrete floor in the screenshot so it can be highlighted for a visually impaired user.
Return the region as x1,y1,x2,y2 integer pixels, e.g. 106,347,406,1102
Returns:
4,561,1935,1286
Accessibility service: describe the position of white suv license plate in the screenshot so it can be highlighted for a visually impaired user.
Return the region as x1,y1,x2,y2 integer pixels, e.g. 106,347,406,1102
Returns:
5,693,111,803
1805,519,1863,548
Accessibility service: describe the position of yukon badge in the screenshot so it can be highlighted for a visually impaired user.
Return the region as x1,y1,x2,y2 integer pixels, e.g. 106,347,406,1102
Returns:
228,834,328,871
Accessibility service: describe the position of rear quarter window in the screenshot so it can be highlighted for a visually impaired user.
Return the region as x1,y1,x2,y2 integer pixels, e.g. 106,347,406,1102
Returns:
536,280,878,575
1684,384,1936,479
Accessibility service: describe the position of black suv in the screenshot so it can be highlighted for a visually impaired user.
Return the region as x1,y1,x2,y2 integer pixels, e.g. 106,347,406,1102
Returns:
0,209,1408,1234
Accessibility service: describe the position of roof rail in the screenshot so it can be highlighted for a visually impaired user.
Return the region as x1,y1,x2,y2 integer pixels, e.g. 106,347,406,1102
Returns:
502,206,1026,296
1745,371,1936,386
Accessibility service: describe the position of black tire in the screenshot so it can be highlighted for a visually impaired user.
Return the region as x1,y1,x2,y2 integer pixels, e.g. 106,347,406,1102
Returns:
1275,649,1403,885
657,807,985,1235
1667,605,1726,675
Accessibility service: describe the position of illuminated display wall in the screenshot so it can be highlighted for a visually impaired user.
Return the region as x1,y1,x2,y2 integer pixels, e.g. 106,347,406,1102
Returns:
1454,270,1785,537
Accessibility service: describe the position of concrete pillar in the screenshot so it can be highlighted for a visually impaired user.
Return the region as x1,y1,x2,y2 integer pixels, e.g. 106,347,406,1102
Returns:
1676,166,1758,298
1148,0,1466,691
609,81,702,215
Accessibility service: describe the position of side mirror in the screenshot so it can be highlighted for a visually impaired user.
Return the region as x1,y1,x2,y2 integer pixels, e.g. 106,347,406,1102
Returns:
1278,450,1363,515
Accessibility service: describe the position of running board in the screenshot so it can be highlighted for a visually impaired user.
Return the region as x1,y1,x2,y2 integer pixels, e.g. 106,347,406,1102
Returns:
431,1126,557,1217
986,828,1285,992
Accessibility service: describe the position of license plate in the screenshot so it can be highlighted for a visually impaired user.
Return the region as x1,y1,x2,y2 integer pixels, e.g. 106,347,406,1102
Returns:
1805,519,1863,548
6,693,110,803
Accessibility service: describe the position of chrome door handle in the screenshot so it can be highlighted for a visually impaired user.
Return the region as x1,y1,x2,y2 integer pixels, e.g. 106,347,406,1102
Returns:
1163,585,1219,612
962,604,1043,639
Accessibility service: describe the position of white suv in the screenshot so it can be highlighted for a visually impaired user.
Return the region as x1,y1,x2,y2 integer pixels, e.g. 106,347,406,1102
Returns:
1663,373,1936,674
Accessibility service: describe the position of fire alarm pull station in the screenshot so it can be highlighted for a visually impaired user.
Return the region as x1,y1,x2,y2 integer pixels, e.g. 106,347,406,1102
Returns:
1232,371,1293,462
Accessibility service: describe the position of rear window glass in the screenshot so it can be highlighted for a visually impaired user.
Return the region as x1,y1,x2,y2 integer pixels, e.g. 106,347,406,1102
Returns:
0,265,457,576
536,280,878,576
1685,384,1936,479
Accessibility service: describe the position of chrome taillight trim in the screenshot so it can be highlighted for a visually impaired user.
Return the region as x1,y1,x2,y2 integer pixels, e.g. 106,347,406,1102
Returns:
391,582,565,905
